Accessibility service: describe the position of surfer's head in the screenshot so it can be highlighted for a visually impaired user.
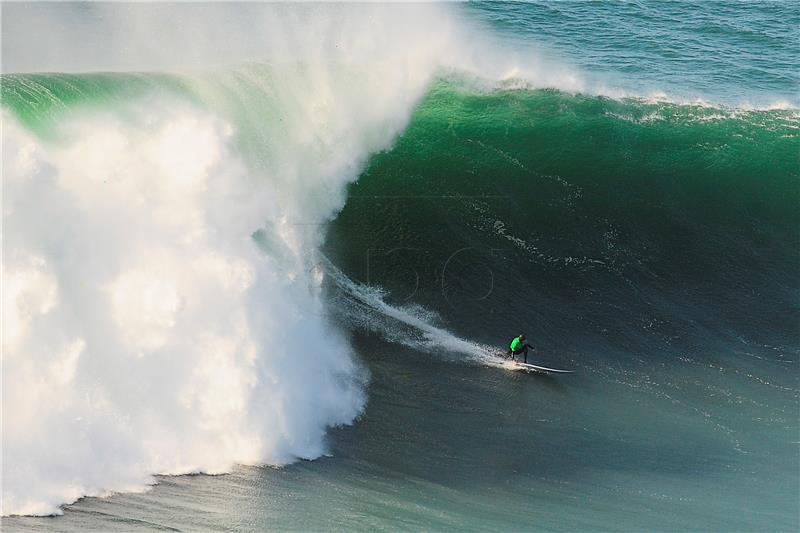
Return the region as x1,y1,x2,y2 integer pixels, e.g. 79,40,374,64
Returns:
519,334,526,341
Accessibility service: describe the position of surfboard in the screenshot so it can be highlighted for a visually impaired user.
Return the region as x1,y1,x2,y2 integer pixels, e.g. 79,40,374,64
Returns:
512,361,573,374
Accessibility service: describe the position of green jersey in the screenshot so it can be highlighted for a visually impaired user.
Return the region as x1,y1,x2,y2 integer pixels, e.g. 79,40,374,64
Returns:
510,336,524,352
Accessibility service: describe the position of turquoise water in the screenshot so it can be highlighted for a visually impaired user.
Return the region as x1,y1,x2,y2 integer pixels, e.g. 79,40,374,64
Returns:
2,2,798,531
469,0,799,106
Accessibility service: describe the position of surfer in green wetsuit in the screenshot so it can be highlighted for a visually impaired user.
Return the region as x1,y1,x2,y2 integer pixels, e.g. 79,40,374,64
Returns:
508,334,535,364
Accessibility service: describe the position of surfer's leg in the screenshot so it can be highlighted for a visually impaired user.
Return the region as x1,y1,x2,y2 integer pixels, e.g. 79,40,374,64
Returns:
523,347,528,364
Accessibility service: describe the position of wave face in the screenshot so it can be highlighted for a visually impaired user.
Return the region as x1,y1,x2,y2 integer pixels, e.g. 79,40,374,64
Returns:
326,82,800,360
2,1,798,522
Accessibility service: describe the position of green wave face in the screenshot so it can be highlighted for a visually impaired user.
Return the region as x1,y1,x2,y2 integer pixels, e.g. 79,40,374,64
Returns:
326,82,800,354
6,72,797,356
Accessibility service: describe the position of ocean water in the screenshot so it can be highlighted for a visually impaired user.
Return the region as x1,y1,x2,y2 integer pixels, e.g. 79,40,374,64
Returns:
2,2,798,531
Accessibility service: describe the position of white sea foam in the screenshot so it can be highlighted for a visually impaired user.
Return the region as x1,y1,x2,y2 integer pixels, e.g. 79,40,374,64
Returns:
324,259,497,364
2,104,370,515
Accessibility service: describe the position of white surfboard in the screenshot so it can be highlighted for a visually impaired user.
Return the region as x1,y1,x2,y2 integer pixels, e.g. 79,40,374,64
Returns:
512,361,573,374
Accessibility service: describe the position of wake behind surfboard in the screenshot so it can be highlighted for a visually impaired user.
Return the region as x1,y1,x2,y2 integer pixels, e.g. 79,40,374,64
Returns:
511,361,573,374
488,354,573,374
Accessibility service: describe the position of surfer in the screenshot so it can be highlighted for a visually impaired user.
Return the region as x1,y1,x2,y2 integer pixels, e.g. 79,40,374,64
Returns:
508,334,535,364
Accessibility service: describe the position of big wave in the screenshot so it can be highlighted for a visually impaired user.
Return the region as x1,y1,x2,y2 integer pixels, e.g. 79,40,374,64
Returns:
1,1,585,516
2,2,798,517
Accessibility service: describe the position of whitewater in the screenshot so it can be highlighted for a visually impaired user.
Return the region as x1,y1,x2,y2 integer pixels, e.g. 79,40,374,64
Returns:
2,2,798,529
